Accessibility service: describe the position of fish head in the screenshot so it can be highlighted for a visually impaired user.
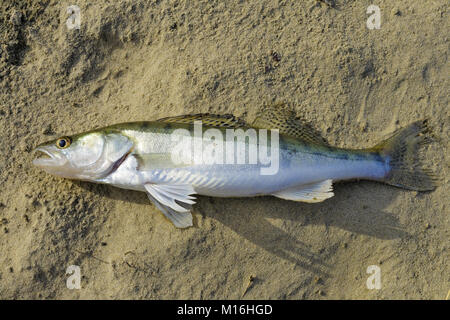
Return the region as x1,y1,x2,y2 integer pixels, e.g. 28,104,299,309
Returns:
33,131,133,180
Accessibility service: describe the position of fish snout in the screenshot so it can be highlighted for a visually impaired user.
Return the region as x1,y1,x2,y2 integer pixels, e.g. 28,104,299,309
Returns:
33,146,66,168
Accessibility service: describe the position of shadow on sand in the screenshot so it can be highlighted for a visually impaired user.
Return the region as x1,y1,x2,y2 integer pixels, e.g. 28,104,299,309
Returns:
75,180,409,278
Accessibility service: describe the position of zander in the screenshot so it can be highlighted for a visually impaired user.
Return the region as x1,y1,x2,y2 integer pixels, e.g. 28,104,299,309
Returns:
33,104,437,228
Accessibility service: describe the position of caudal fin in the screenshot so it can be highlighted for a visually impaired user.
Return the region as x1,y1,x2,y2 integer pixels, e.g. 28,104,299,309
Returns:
371,120,437,191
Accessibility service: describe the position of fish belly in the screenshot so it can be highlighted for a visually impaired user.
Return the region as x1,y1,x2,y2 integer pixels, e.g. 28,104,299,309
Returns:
142,151,388,197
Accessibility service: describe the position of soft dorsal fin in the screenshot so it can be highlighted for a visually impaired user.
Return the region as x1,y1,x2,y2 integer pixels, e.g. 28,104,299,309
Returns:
252,103,328,146
157,113,247,128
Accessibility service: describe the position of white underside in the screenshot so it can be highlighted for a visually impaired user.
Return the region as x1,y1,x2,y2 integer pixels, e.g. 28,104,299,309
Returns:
100,152,386,198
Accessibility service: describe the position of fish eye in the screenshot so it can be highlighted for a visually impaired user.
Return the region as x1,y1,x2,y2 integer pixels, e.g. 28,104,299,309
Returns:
56,137,71,149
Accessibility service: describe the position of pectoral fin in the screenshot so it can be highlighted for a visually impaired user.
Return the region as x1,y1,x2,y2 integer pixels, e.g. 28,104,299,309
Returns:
144,183,197,228
272,180,334,203
135,153,189,171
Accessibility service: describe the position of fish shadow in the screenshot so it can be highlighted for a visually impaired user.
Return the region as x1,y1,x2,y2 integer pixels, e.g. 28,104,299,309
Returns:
195,181,409,277
74,180,409,277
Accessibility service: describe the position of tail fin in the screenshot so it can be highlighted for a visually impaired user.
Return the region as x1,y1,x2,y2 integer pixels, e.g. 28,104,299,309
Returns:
371,120,437,191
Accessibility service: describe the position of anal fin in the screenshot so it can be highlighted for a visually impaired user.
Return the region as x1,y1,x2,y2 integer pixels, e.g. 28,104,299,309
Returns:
272,179,334,203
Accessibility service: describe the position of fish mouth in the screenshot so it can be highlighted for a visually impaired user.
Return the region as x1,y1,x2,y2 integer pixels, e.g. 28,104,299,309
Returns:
33,147,65,167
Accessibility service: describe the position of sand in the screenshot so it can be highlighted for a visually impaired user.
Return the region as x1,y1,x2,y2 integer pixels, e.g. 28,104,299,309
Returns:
0,0,448,299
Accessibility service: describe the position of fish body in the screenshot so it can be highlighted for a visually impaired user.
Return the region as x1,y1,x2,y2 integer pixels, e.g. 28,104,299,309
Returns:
96,122,386,197
33,105,436,228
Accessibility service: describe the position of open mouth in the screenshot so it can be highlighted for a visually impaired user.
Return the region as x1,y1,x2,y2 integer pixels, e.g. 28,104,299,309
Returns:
33,147,63,167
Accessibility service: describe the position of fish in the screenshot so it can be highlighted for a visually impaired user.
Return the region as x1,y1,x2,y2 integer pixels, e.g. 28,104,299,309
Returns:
33,104,437,228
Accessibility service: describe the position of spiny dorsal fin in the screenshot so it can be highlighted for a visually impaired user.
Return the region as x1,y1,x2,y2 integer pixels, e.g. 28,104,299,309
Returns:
157,113,248,128
252,103,328,146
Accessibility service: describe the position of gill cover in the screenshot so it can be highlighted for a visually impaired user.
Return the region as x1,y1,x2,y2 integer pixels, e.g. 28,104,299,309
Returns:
75,133,133,179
